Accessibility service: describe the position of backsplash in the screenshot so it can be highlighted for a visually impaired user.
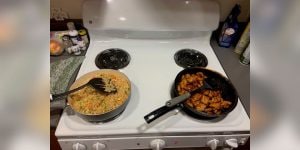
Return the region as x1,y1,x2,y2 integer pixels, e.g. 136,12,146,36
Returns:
50,0,249,22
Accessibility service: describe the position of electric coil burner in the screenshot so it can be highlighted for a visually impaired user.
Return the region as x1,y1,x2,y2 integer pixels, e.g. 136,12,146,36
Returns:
174,49,208,68
95,48,131,70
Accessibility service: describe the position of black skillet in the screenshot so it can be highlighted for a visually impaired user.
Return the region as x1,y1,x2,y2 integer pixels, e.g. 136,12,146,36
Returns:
144,67,238,123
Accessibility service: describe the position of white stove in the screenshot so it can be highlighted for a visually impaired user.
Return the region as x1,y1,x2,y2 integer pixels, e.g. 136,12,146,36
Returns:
55,0,250,149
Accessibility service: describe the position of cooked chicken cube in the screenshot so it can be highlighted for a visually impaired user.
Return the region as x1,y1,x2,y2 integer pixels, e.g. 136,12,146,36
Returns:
221,100,232,108
196,103,206,111
204,108,212,112
210,103,221,110
203,90,210,95
200,95,209,104
208,91,213,97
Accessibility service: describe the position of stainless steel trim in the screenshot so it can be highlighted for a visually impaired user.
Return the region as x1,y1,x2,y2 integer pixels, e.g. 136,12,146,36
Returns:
57,131,250,139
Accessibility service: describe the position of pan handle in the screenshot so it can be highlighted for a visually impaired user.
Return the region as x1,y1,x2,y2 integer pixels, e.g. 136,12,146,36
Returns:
144,105,178,124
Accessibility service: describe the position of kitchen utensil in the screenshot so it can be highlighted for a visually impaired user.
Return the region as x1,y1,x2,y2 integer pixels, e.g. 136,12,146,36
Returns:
51,69,131,122
165,79,214,108
144,79,214,123
144,67,238,124
51,78,116,100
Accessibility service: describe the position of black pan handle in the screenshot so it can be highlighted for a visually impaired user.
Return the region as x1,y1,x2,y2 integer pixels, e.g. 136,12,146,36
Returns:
144,105,178,124
51,84,87,100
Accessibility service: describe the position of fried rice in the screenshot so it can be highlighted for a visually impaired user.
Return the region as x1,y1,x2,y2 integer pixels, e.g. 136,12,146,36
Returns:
68,70,130,115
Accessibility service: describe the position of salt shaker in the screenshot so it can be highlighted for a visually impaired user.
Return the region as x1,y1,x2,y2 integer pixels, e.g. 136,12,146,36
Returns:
78,29,89,44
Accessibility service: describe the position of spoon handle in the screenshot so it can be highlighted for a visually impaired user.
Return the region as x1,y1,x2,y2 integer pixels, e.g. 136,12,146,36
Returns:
165,93,191,107
51,83,88,100
165,81,214,107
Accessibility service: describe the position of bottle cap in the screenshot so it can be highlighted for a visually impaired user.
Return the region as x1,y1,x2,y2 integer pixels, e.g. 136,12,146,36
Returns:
78,29,87,36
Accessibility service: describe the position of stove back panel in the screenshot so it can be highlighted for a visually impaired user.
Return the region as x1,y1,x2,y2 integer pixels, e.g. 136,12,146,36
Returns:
83,0,220,32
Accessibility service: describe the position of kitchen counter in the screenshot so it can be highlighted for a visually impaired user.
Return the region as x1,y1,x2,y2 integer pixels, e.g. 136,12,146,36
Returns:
210,40,250,116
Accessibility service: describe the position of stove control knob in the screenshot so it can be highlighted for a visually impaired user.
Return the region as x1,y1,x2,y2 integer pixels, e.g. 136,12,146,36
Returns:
207,139,219,150
225,138,238,148
150,139,166,150
93,142,106,150
72,143,86,150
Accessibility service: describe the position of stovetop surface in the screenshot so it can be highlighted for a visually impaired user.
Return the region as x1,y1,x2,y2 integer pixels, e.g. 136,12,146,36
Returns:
56,32,250,137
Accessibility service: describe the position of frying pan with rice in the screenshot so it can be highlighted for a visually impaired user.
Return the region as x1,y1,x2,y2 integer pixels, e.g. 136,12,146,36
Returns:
51,69,131,122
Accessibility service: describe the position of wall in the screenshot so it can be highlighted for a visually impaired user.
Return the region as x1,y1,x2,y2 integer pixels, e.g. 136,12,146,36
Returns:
50,0,84,19
50,0,249,22
217,0,250,21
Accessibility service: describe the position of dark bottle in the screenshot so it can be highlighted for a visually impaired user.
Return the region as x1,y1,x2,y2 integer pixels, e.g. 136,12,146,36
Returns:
218,4,241,48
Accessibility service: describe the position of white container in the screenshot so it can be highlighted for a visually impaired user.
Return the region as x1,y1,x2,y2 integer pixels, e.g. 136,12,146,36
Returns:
69,30,79,44
235,22,250,54
240,44,250,65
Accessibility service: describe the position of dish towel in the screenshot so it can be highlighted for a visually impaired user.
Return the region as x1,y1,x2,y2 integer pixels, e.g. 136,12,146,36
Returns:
50,56,85,94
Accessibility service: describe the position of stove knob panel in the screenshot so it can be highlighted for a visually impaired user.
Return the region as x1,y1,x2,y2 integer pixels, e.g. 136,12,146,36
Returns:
225,138,238,148
72,143,86,150
207,139,219,150
150,139,166,150
93,142,106,150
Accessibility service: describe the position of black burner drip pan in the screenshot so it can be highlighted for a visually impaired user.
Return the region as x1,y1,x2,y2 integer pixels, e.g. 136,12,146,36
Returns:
95,48,131,70
174,49,208,68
